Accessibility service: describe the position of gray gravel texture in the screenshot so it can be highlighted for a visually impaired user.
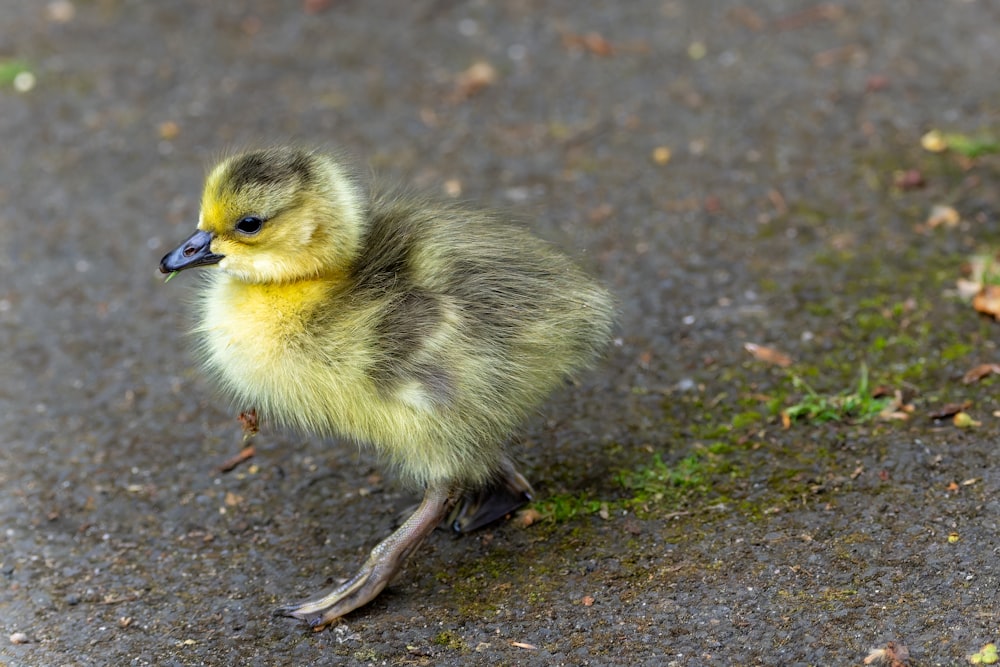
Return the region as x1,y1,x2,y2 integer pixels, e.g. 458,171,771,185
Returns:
1,1,999,665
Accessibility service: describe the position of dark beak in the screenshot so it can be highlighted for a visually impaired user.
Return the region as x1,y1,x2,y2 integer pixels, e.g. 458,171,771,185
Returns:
159,229,225,273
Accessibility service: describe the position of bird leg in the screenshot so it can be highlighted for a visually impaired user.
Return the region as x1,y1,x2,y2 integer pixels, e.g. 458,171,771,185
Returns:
275,484,456,628
448,457,534,533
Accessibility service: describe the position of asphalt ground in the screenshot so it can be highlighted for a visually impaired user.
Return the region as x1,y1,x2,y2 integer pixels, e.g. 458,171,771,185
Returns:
1,1,999,665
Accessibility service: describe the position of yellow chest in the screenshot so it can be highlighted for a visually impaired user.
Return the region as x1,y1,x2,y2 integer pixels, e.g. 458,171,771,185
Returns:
192,274,475,488
196,276,373,431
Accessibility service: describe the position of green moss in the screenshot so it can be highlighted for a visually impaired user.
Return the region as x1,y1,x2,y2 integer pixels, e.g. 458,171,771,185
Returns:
0,59,30,86
432,630,467,651
445,554,512,616
533,209,990,533
527,591,545,604
533,493,604,523
736,499,767,521
351,648,382,661
782,364,890,425
693,422,732,439
940,342,973,361
779,587,858,611
730,411,762,430
940,131,1000,158
422,143,1000,624
806,303,835,317
618,453,704,494
706,441,733,455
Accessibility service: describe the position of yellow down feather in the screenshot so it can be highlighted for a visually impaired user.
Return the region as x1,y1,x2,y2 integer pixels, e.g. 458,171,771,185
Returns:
182,147,614,488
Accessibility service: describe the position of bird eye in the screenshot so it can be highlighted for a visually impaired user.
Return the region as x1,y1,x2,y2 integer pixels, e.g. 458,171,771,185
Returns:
235,216,264,235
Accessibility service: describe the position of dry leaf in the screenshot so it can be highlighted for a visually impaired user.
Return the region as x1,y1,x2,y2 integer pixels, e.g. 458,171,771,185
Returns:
561,31,615,56
962,363,1000,384
744,342,793,367
813,44,862,68
893,169,925,190
303,0,334,14
240,15,262,35
973,285,1000,319
773,3,845,31
514,508,542,528
651,146,672,165
216,445,255,473
929,401,972,420
238,408,259,437
864,648,886,665
957,278,983,300
926,204,960,229
158,121,180,140
870,385,893,399
727,6,764,31
865,74,890,93
879,390,913,421
963,254,991,283
768,188,788,215
450,61,497,102
47,1,76,23
864,641,910,666
588,203,614,223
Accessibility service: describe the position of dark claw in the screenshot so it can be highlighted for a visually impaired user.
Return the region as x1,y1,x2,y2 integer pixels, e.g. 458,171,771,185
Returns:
273,603,324,627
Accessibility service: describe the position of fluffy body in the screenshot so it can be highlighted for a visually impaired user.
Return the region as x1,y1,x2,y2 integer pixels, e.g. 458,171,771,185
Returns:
192,152,613,487
161,147,615,624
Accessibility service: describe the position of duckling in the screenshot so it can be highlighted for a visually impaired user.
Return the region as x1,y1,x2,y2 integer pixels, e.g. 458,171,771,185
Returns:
159,147,614,627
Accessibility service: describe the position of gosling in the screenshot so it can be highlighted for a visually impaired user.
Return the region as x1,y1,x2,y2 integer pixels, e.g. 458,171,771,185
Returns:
159,147,614,627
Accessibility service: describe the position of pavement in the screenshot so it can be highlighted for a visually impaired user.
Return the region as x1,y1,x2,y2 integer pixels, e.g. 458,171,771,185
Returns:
1,1,999,665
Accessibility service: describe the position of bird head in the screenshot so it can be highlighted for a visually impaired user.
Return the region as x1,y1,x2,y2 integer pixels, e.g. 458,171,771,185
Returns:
160,148,363,284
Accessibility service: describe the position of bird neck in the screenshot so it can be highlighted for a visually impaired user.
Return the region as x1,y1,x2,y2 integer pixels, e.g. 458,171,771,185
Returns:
212,272,340,318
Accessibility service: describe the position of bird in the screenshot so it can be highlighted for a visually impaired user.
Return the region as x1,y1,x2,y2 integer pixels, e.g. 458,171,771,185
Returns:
159,147,614,627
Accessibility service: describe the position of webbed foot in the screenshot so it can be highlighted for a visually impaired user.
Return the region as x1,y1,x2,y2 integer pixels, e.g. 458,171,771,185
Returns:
275,484,455,628
449,458,534,533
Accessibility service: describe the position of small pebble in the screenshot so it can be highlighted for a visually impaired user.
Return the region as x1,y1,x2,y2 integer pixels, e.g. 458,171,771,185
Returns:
687,41,707,60
921,129,947,153
10,632,29,644
47,0,76,23
651,146,672,165
66,593,81,605
13,71,36,93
